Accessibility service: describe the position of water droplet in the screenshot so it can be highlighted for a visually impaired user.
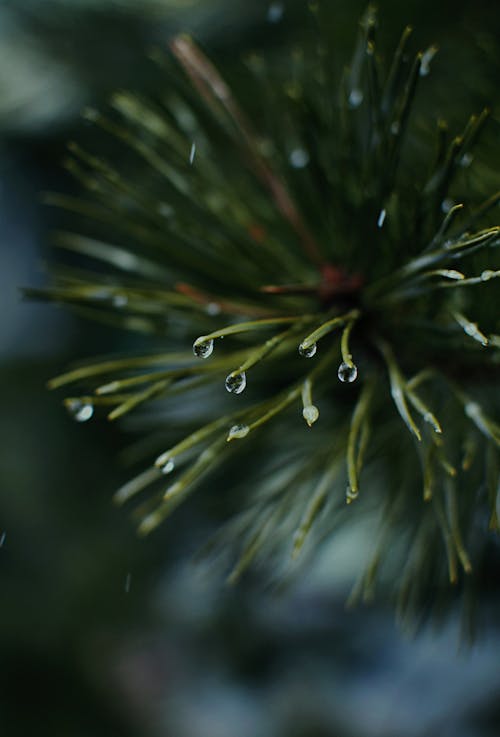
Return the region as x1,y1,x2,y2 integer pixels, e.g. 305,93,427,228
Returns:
302,405,319,427
205,302,221,316
0,531,5,547
390,121,400,135
289,148,309,169
227,423,250,440
346,485,359,503
348,89,363,108
441,198,454,213
338,361,358,383
267,1,284,23
189,141,196,165
481,270,495,281
299,342,317,358
67,400,94,422
225,371,247,394
377,209,386,228
193,338,214,358
125,573,131,593
162,459,175,474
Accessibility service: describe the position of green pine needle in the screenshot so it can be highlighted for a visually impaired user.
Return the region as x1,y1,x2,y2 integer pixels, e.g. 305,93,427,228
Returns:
40,6,499,621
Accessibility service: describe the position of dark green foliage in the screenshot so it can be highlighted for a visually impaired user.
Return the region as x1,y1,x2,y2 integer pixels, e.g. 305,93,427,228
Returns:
38,6,499,622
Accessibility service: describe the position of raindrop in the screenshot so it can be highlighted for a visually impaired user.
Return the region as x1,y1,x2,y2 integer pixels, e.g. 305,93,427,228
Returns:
227,423,250,440
289,148,309,169
338,361,358,383
193,338,214,358
346,485,359,503
67,400,94,422
205,302,221,316
299,342,317,358
162,459,175,474
267,1,284,23
0,532,5,547
348,89,363,108
302,405,319,427
225,371,247,394
189,141,196,165
377,209,386,228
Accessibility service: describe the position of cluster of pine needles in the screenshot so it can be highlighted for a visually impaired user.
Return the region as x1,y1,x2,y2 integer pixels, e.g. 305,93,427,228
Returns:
33,6,499,622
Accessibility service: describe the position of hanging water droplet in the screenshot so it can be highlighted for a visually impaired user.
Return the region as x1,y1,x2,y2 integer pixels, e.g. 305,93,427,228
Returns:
225,371,247,394
346,485,359,503
299,342,317,358
390,120,400,135
227,423,250,440
377,208,387,228
189,141,196,165
302,405,319,427
162,459,175,474
267,1,284,23
348,88,363,108
289,148,309,169
441,197,454,213
193,337,214,358
338,361,358,383
67,399,94,422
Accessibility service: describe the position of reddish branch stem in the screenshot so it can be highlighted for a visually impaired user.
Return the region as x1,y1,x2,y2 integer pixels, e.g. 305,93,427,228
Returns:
170,35,325,268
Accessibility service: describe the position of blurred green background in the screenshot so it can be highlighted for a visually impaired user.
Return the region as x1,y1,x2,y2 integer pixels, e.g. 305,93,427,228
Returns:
1,1,500,735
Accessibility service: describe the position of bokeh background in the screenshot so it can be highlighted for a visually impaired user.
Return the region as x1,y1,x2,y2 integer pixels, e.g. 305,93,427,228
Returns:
1,1,499,735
